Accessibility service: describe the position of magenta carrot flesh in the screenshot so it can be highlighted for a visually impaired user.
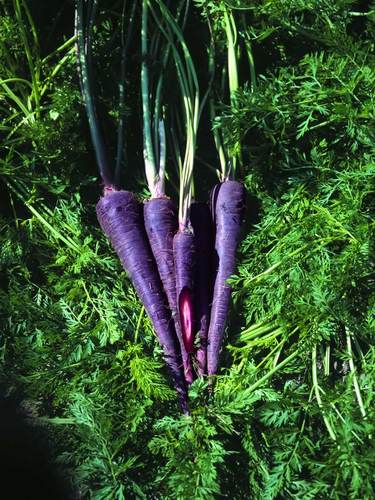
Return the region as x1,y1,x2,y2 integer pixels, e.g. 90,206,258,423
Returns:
179,287,194,354
207,180,246,377
96,188,188,413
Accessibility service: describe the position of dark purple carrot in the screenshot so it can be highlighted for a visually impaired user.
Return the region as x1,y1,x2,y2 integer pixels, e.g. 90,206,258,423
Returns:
96,188,188,414
76,2,188,411
190,202,214,376
207,180,246,377
143,197,192,385
173,230,196,383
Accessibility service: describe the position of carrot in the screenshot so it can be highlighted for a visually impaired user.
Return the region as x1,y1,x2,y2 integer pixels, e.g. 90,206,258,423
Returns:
207,180,246,376
97,188,188,414
76,1,189,411
173,230,196,383
143,197,193,384
190,202,214,376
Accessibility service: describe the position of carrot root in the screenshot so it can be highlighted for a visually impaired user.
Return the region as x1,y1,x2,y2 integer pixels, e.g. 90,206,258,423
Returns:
207,181,246,377
144,197,195,387
190,202,214,376
173,230,196,384
96,189,188,413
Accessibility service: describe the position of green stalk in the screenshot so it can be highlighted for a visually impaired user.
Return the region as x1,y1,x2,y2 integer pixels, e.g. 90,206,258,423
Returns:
115,0,137,187
240,14,256,92
141,0,158,196
324,345,330,376
245,37,256,92
240,323,283,342
346,328,366,418
317,385,364,444
10,176,82,240
152,0,199,227
244,337,300,393
0,82,30,117
13,0,40,114
152,1,181,176
75,0,112,187
5,179,80,252
223,6,239,178
158,118,166,193
241,328,283,349
255,337,286,371
224,7,239,103
208,44,226,179
41,45,76,97
208,6,244,180
312,346,336,441
134,307,145,344
41,35,77,66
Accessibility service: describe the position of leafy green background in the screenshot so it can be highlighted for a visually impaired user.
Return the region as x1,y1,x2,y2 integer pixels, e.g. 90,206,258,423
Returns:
0,0,374,498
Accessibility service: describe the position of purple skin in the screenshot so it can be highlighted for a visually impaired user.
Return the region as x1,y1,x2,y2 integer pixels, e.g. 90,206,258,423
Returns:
96,189,188,414
143,198,191,385
190,202,214,376
207,180,246,377
173,230,196,384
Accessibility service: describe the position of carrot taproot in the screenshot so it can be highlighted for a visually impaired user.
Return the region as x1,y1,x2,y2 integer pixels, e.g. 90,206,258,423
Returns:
207,180,246,376
173,230,196,383
143,197,193,386
96,188,188,413
190,202,214,376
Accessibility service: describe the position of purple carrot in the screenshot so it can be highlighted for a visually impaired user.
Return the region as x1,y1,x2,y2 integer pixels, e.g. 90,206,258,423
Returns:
143,197,193,384
173,230,196,383
190,202,214,376
207,180,246,376
96,188,188,414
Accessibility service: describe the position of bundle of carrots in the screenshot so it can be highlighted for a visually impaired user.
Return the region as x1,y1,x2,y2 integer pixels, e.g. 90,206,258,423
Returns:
75,0,247,414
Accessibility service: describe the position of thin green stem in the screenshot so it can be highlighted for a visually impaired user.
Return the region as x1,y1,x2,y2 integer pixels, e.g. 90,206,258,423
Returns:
241,15,256,92
40,45,76,97
41,35,76,65
317,385,364,444
152,0,185,182
0,82,30,117
223,6,240,177
346,327,366,418
142,0,158,196
312,346,336,441
324,345,330,376
245,339,300,393
13,0,41,114
153,0,199,226
75,0,112,186
134,307,145,344
208,42,226,179
5,178,80,252
255,337,286,371
115,0,137,188
240,322,280,341
158,118,166,193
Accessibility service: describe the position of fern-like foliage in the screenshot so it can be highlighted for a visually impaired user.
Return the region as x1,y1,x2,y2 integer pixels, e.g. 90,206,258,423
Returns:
0,0,374,498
